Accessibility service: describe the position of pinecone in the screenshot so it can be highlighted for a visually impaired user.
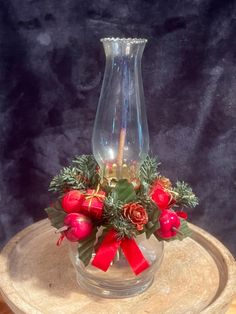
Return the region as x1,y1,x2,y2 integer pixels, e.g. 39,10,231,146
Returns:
123,202,148,231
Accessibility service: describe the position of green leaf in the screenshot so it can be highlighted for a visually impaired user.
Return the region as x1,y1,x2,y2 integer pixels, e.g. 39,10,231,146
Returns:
53,200,64,211
78,227,98,266
144,220,160,239
44,207,66,229
112,179,137,203
176,219,192,240
149,202,160,221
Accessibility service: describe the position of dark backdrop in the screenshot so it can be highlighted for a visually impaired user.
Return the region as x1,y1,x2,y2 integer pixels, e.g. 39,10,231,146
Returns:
0,0,235,255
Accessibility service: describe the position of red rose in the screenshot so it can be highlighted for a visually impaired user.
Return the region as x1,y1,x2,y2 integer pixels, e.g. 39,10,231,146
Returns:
150,181,174,210
61,190,84,213
123,202,148,231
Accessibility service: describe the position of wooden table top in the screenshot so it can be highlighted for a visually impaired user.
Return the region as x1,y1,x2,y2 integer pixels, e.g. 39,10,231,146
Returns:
0,295,236,313
228,299,236,314
1,220,235,313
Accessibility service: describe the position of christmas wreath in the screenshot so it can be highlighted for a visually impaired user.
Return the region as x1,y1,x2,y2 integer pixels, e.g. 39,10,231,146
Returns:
45,155,198,275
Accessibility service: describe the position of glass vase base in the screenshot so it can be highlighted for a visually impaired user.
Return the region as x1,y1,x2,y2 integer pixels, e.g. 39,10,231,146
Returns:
75,272,154,299
69,234,164,299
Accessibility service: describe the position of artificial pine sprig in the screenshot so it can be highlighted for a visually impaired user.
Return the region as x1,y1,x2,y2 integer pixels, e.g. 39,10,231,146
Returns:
103,196,138,239
171,181,199,208
49,166,86,194
48,155,101,194
72,155,100,188
138,156,160,186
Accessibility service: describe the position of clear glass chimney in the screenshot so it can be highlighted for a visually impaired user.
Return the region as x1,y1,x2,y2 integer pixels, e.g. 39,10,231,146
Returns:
92,38,149,182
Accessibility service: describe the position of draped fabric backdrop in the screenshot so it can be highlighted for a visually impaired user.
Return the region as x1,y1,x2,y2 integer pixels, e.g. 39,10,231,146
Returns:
0,0,235,255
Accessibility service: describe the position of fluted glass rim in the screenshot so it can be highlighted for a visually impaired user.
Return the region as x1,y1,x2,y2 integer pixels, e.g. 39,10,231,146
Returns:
101,37,148,44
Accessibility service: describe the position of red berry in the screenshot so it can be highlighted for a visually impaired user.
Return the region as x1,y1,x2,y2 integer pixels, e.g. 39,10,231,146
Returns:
176,211,188,220
63,213,93,241
156,209,180,239
62,190,84,213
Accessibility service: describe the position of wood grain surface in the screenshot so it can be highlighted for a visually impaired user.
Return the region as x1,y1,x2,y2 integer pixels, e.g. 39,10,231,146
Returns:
1,284,236,313
227,299,236,314
0,219,236,314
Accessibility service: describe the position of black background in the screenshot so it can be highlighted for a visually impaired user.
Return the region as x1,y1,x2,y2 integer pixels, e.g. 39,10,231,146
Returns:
0,0,235,255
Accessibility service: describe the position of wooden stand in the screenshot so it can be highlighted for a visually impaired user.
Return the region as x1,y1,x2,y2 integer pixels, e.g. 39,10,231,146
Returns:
0,219,236,314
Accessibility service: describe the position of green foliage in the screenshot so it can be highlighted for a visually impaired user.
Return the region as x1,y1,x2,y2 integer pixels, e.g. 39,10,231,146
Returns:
45,154,197,250
49,166,85,194
139,156,160,187
111,179,137,203
72,155,100,187
48,155,100,195
176,219,192,240
138,193,158,217
78,227,98,266
44,207,66,229
172,181,199,208
103,196,137,239
138,194,160,239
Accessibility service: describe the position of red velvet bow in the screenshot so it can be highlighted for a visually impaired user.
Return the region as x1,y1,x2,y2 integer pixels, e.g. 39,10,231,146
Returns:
92,229,150,275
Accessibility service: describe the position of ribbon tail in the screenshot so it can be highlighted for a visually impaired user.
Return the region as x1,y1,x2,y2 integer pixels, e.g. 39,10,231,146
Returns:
120,237,150,275
92,229,121,272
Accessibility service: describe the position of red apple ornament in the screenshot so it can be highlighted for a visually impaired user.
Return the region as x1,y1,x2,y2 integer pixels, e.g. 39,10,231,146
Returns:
62,190,84,213
63,213,93,241
156,209,181,239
